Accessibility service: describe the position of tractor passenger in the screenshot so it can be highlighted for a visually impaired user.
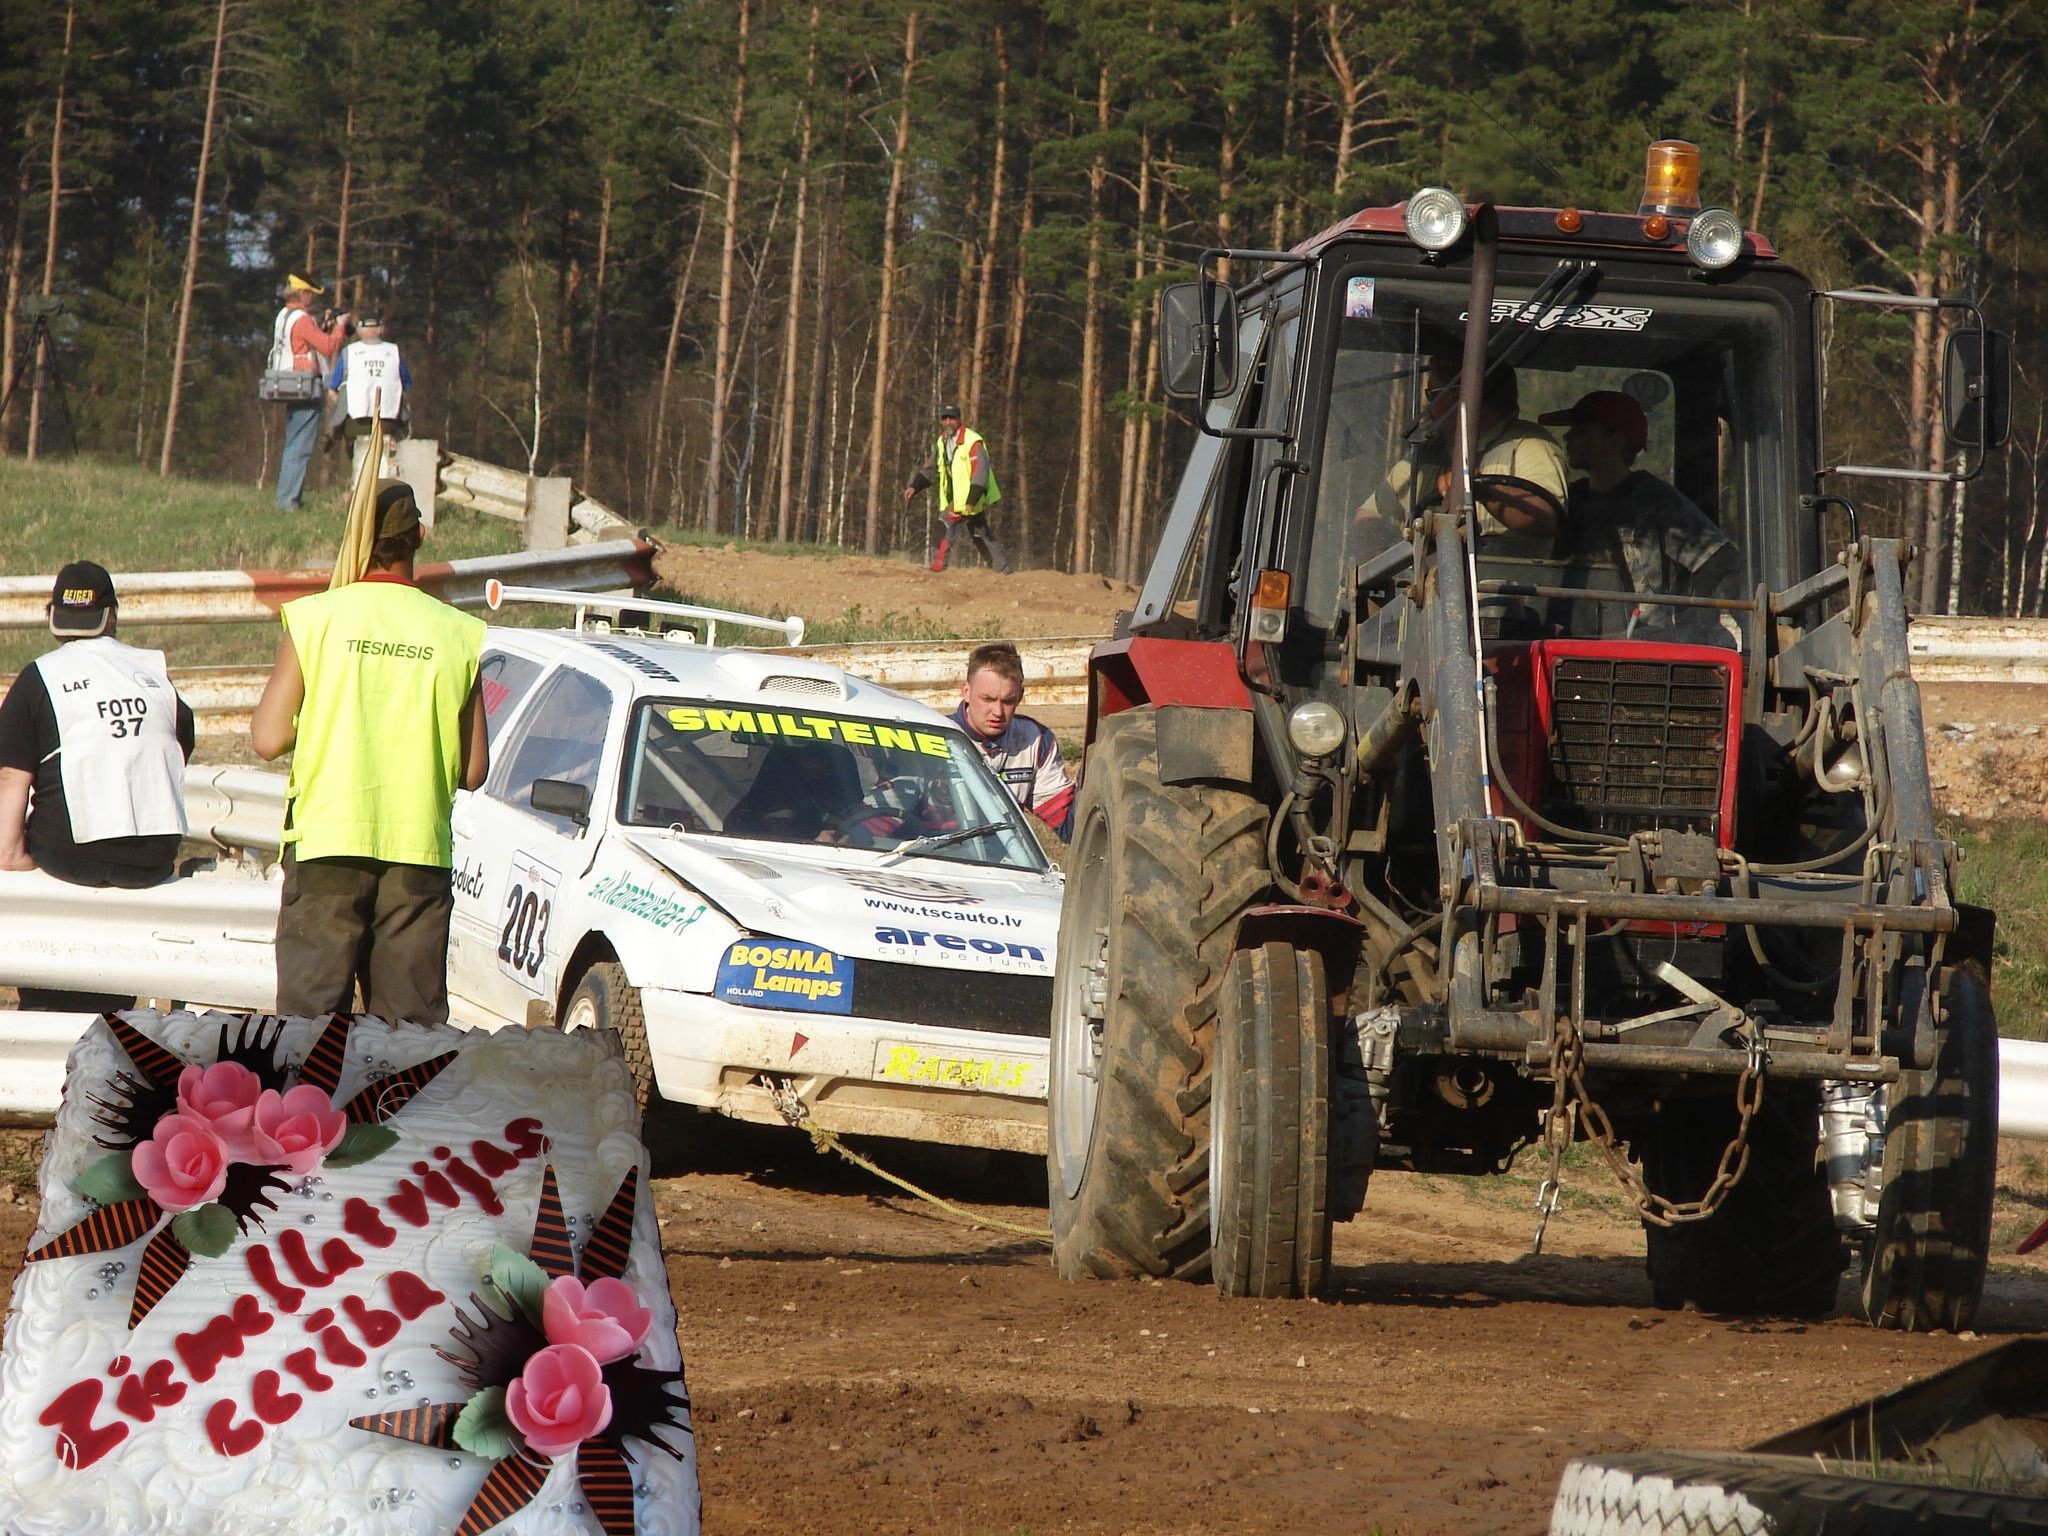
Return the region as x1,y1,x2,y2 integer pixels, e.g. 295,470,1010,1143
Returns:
1540,390,1742,632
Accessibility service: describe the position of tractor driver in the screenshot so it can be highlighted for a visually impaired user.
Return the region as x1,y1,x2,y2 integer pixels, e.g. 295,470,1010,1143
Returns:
1354,354,1568,559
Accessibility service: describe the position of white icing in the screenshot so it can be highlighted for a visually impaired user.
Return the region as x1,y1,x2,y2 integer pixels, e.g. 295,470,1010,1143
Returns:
0,1012,699,1536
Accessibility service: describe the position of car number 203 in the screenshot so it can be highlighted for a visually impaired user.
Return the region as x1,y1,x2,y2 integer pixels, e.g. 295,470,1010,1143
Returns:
496,852,561,993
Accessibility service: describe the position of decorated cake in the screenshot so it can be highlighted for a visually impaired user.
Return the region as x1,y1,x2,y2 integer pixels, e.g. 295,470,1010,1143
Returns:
0,1010,699,1536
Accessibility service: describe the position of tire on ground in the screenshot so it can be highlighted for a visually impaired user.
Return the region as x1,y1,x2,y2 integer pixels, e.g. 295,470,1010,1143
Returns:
1638,1080,1845,1318
1549,1451,2048,1536
1212,941,1331,1300
563,960,653,1113
1048,707,1268,1284
1861,965,1999,1332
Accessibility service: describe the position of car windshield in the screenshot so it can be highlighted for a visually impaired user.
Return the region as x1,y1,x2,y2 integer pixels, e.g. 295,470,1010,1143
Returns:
1303,270,1789,652
618,698,1049,871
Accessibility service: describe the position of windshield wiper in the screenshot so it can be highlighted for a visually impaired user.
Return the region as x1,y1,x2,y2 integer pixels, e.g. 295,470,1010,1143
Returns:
879,822,1007,867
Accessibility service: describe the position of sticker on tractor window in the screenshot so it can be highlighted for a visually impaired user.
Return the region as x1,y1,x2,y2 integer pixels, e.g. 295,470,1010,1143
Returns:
664,704,954,760
716,940,855,1014
496,852,560,993
1477,299,1654,333
1344,276,1376,320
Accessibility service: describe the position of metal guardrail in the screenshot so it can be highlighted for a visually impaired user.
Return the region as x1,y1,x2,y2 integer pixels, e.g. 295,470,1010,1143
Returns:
0,537,654,629
437,449,633,537
1908,616,2048,683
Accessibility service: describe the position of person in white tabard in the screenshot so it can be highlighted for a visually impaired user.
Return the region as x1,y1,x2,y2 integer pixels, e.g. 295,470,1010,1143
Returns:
323,313,412,449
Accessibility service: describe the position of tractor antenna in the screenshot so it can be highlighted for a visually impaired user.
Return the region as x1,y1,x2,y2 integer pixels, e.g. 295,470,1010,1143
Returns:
1455,89,1570,197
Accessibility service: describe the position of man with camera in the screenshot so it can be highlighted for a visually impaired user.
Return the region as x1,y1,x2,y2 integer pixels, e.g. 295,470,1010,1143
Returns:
266,274,350,511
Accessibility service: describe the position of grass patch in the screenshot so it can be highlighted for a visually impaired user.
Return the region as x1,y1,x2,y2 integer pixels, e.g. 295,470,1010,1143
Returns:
0,455,523,673
1950,823,2048,1041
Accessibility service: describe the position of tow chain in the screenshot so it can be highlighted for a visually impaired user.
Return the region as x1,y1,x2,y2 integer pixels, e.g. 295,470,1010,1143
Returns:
763,1077,1053,1242
1529,1017,1766,1252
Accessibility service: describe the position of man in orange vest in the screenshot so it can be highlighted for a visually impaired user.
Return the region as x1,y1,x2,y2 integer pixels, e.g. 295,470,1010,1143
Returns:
903,404,1009,573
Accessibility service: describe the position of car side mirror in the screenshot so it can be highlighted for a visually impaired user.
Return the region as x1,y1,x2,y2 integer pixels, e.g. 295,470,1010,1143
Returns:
1944,328,2011,450
530,777,592,828
1159,281,1238,401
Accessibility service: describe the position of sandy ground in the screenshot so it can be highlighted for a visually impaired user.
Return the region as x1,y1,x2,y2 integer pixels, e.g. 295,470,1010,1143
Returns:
4,1125,2044,1536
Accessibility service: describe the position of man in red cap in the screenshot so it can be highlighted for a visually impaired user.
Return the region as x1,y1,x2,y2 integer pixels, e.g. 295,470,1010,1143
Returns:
1539,389,1741,630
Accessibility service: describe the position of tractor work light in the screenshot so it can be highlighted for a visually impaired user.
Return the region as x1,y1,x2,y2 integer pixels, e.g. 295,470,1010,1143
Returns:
1287,700,1347,760
1639,140,1702,217
1686,207,1745,270
1403,187,1468,252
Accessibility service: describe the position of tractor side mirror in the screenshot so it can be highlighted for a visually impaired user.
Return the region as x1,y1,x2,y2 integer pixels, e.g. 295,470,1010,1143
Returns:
1160,281,1238,401
1944,328,2011,450
530,777,593,829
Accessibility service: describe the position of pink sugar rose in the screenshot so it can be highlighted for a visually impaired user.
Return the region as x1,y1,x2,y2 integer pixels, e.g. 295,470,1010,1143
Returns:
249,1085,347,1175
540,1276,653,1365
130,1114,231,1212
175,1062,264,1158
505,1343,612,1457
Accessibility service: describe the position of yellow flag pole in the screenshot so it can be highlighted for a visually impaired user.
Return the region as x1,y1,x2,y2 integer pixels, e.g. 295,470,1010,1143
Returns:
329,392,386,591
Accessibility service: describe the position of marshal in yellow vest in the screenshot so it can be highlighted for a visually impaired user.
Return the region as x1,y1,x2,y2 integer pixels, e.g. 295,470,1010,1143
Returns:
279,579,485,865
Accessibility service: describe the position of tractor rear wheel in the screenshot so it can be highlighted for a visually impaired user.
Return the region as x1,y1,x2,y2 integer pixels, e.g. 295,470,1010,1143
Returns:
1861,966,1998,1332
1048,709,1268,1284
1211,941,1332,1299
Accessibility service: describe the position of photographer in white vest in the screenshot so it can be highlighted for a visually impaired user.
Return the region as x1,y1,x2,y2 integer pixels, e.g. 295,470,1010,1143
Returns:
323,313,412,453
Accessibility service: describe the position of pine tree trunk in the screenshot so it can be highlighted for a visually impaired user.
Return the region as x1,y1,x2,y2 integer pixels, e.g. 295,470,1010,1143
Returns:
1272,0,1300,246
1003,177,1034,567
2,124,35,452
1910,135,1941,611
1114,137,1152,582
968,24,1008,424
29,1,74,464
861,8,919,556
159,0,227,477
649,204,707,517
1073,63,1110,574
580,173,613,488
950,188,977,410
704,0,750,534
773,4,821,543
334,105,354,302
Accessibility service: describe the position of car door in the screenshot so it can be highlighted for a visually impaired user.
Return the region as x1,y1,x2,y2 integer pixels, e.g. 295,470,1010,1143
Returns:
448,661,616,1026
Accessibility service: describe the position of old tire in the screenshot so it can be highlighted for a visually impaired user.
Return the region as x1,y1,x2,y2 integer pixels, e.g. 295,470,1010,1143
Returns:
564,961,654,1115
1211,942,1331,1299
1549,1451,2048,1535
1639,1081,1845,1318
1861,966,1998,1332
1048,708,1268,1284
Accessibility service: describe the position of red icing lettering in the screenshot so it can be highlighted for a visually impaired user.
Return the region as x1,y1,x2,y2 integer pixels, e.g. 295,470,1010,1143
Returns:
342,1294,400,1347
175,1295,272,1384
318,1326,367,1368
442,1156,503,1215
469,1138,518,1177
343,1197,396,1248
107,1356,130,1377
205,1399,264,1457
410,1161,430,1177
275,1227,363,1286
504,1117,546,1159
114,1360,187,1423
40,1381,127,1470
322,1237,363,1279
386,1179,430,1227
386,1271,446,1321
250,1370,302,1425
282,1347,332,1391
432,1145,451,1159
246,1245,305,1312
421,1168,459,1208
303,1306,335,1333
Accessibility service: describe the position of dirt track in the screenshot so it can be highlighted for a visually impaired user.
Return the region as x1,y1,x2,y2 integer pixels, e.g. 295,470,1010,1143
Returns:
9,1125,2041,1535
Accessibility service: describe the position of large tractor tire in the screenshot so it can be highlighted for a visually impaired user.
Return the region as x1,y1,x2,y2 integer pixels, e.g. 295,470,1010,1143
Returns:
1211,941,1332,1299
1048,709,1268,1284
1638,1080,1846,1318
1861,966,1998,1332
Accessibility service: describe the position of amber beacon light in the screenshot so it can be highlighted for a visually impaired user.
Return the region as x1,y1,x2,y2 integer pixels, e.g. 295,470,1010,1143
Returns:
1639,140,1702,217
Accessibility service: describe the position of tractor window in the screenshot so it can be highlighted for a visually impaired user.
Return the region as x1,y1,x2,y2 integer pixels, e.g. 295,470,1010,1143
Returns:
1163,307,1276,632
1302,271,1788,650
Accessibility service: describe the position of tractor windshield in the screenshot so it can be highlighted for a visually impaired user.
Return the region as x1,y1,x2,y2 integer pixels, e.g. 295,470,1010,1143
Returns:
1304,269,1792,649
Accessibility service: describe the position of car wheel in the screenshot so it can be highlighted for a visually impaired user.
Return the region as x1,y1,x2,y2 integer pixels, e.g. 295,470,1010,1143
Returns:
563,961,654,1116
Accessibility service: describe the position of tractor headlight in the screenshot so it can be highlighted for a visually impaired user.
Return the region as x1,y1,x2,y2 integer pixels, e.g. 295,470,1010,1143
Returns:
1403,188,1468,252
1287,701,1348,760
1686,207,1745,271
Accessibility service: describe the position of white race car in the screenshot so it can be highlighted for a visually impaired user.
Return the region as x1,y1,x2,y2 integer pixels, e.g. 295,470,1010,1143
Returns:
445,587,1064,1154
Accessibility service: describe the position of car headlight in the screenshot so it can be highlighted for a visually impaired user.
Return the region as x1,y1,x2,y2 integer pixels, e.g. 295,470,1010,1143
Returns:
1403,188,1468,252
1287,701,1347,759
1686,207,1744,271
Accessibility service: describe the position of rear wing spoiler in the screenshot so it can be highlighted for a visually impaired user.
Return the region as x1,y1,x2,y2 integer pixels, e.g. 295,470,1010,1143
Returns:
483,580,807,647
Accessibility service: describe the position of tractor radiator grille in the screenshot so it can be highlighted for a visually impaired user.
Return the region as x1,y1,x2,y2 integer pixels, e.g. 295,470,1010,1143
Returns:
1544,657,1729,838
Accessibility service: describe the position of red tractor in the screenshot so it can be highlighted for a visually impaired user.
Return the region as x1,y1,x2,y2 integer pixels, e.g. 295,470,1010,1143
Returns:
1048,142,2011,1327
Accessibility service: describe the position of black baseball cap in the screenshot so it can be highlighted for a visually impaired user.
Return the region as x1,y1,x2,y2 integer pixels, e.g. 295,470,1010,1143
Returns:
50,560,116,637
938,402,961,420
375,480,423,539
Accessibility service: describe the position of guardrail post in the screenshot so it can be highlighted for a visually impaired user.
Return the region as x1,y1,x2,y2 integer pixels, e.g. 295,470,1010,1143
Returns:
397,437,439,531
525,476,573,552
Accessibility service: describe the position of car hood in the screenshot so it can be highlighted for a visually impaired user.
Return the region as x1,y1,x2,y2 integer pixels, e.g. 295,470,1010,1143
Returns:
619,831,1065,974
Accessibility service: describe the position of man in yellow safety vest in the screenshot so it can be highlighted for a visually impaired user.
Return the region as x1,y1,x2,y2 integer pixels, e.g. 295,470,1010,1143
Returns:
903,403,1009,573
250,481,489,1023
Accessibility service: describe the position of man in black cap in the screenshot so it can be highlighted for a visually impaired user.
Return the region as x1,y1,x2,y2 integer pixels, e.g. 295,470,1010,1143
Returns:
904,403,1009,573
251,481,488,1024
